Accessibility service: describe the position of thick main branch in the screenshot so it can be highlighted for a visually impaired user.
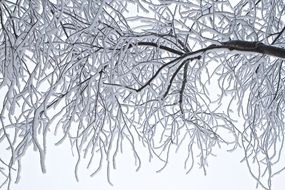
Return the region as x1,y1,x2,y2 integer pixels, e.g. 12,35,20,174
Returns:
128,40,285,59
106,40,285,93
219,40,285,59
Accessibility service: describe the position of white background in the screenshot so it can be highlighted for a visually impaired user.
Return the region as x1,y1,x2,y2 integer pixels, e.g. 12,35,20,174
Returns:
8,134,285,190
2,1,285,190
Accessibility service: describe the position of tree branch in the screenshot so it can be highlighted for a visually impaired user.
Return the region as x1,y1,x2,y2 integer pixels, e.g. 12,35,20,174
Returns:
127,40,285,60
106,40,285,94
272,26,285,44
127,42,184,55
220,40,285,59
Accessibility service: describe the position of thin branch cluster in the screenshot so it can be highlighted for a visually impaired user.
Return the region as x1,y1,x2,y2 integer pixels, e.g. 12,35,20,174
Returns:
0,0,285,189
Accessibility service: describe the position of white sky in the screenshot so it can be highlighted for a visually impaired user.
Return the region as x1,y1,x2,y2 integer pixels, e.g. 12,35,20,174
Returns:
6,133,285,190
1,1,285,190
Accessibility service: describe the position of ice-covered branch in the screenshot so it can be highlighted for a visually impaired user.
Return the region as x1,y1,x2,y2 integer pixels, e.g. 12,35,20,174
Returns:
220,40,285,59
1,0,285,189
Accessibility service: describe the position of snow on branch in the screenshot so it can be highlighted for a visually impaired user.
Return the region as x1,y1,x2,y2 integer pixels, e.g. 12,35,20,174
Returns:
1,0,285,190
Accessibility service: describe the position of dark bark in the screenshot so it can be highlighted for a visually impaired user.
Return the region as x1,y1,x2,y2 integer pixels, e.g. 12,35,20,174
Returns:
127,40,285,59
220,40,285,59
128,41,184,55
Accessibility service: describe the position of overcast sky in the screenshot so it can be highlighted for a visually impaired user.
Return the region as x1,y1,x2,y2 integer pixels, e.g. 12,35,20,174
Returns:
8,134,285,190
1,1,285,190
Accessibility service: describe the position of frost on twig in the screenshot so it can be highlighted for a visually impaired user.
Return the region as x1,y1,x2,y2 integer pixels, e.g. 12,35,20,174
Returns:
0,0,285,190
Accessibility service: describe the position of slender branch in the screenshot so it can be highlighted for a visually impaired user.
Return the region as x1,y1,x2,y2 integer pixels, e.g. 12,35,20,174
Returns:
179,62,189,114
162,60,186,98
127,42,184,55
272,26,285,44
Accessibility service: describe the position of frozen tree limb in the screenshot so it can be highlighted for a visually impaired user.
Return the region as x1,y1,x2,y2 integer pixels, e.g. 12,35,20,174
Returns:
0,0,285,190
220,41,285,59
